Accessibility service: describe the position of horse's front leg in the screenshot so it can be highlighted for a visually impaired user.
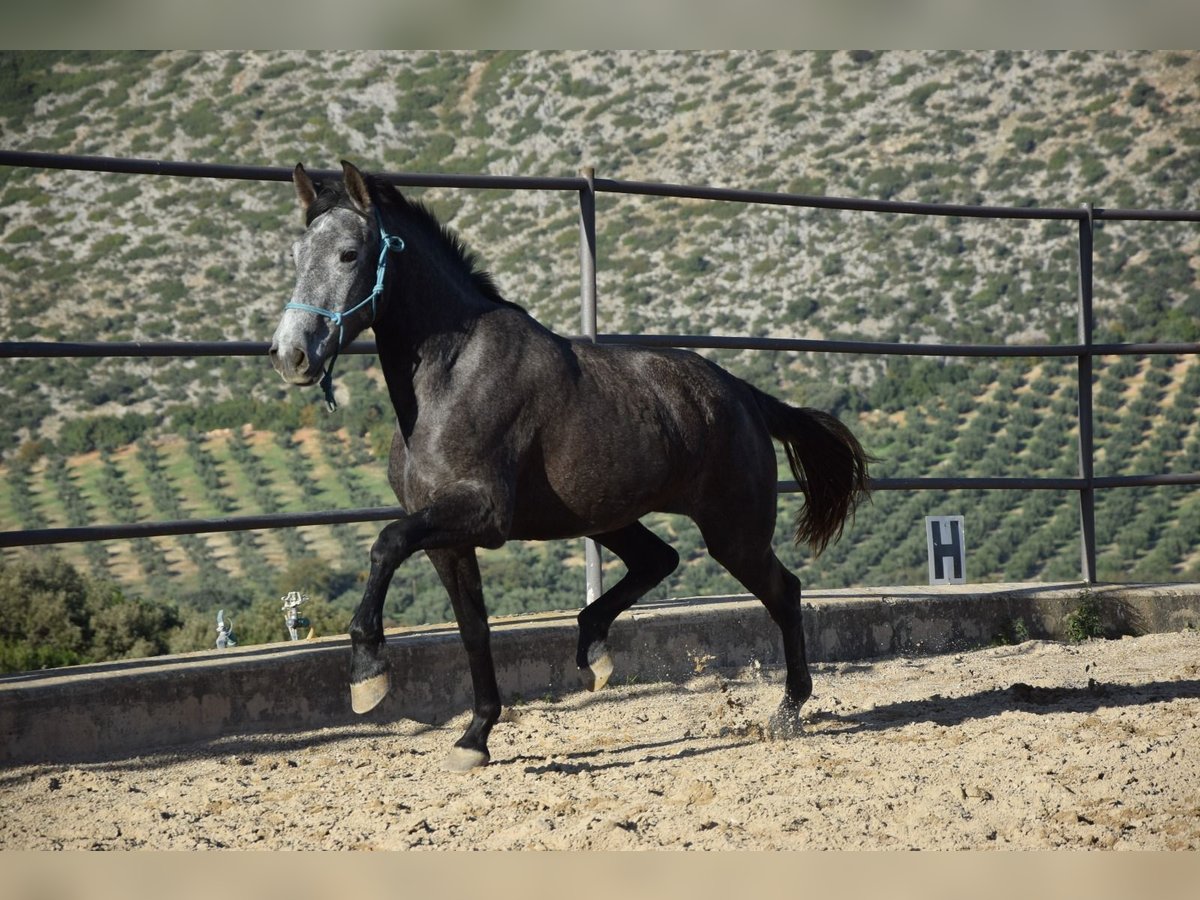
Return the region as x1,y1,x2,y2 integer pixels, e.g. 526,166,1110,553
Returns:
347,488,509,769
347,515,407,714
426,548,500,772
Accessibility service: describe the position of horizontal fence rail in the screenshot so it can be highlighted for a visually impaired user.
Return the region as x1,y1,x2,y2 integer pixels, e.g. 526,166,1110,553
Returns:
6,336,1200,362
2,150,1200,586
6,149,1200,222
4,471,1199,550
0,149,590,192
0,508,406,549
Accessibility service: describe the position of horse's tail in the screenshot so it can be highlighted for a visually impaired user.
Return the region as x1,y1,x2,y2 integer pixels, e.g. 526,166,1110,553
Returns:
750,387,872,554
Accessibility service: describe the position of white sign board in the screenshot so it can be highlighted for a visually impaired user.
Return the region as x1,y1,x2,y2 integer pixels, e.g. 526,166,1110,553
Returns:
925,515,966,585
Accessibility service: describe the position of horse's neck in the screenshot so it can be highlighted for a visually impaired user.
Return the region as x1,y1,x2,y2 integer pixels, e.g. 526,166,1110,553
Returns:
375,335,420,438
373,256,491,438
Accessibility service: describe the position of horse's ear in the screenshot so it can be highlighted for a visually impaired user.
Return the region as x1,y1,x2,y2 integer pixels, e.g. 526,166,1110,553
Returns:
341,160,373,216
293,163,318,216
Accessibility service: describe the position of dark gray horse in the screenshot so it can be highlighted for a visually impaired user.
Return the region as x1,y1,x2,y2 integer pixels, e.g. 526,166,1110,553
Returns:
270,162,871,771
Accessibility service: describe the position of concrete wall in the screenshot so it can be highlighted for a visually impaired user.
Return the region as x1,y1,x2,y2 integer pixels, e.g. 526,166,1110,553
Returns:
3,582,1198,766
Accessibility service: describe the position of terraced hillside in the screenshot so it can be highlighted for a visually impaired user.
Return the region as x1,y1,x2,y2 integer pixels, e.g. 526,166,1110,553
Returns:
0,51,1197,658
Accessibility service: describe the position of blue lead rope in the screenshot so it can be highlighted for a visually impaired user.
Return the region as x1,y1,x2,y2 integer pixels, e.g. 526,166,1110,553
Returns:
285,219,405,411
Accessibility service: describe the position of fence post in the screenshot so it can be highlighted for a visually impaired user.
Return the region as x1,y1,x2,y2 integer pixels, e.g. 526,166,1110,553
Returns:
578,166,604,604
1076,203,1097,583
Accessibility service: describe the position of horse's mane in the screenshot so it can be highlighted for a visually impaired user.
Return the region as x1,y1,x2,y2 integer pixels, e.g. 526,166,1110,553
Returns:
306,175,524,313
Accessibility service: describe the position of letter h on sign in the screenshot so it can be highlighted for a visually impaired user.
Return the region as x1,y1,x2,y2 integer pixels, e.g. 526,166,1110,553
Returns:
925,515,966,585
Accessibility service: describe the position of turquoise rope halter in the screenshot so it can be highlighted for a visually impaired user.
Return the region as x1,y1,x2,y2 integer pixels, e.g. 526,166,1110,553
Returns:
285,214,405,411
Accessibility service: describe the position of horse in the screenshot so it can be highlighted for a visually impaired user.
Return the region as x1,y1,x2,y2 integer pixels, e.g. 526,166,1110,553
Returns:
269,161,871,772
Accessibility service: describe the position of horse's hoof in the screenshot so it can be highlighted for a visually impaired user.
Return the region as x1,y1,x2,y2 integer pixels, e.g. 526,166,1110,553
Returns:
767,705,805,740
580,641,614,692
444,746,489,772
350,671,390,714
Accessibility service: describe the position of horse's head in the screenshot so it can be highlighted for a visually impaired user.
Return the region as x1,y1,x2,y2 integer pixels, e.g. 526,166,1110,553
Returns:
270,161,386,393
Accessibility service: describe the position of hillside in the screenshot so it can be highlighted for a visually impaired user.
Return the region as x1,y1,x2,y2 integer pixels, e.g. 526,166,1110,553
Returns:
0,50,1198,658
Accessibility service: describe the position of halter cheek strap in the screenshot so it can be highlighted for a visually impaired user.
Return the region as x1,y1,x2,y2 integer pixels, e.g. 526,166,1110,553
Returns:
285,215,405,411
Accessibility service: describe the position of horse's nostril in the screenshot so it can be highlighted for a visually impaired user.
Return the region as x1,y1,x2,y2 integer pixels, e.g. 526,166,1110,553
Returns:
270,344,308,375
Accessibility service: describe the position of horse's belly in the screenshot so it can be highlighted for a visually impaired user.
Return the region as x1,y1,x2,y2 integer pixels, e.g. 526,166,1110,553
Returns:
507,459,678,541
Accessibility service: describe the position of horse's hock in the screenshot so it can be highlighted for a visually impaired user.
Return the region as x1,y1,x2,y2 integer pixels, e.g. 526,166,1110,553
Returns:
3,582,1198,767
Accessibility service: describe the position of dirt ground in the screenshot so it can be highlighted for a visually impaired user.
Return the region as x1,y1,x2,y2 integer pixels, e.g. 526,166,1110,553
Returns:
2,630,1199,850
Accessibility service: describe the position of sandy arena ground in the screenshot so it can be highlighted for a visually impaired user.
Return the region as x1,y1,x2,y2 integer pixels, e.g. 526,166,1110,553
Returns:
2,630,1198,850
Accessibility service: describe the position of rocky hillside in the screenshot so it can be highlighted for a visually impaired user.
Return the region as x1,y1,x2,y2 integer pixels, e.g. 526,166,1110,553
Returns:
0,50,1196,443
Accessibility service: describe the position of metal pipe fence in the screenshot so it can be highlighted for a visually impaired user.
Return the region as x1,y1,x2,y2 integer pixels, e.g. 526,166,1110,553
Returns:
2,150,1200,589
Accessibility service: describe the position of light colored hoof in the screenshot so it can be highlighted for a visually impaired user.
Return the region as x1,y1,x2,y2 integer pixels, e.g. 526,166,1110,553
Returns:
445,746,489,772
582,641,614,692
350,672,390,714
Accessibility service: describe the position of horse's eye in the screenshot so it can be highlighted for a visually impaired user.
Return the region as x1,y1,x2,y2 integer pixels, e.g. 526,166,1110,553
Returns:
340,249,358,263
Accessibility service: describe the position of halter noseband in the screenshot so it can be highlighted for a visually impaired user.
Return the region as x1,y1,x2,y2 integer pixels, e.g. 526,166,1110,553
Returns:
285,211,405,411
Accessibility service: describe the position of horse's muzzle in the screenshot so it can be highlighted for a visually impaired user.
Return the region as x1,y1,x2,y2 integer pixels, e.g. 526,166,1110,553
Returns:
269,342,318,386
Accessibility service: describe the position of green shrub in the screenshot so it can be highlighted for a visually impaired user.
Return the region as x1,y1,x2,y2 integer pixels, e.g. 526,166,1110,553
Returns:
1065,590,1104,642
0,552,184,672
907,82,949,109
56,413,154,455
4,225,43,244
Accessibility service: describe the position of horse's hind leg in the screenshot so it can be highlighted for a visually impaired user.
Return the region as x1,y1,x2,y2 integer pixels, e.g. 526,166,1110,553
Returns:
702,527,812,738
577,523,679,692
